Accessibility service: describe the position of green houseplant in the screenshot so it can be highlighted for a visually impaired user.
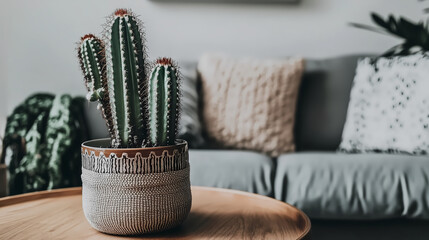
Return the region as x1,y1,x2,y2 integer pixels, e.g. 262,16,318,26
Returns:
350,1,429,56
77,9,190,235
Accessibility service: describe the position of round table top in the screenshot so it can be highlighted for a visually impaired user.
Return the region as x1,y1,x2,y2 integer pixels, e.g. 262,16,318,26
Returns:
0,186,310,240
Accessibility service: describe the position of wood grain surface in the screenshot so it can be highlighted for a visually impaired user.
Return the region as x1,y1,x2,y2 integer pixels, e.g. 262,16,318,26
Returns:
0,186,311,240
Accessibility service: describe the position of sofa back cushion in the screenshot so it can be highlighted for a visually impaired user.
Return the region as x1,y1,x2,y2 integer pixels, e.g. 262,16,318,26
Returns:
198,54,304,157
295,55,370,151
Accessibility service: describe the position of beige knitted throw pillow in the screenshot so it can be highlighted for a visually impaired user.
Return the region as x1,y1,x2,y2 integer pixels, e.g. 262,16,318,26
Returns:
198,54,304,157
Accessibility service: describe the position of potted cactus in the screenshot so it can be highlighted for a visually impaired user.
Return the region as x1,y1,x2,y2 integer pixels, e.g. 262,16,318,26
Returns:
77,9,191,235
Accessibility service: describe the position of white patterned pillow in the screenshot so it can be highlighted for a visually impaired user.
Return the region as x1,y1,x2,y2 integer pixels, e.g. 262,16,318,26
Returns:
339,54,429,154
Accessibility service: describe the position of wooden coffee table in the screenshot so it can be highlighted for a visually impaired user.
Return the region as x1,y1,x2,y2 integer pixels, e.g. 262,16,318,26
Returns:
0,186,311,239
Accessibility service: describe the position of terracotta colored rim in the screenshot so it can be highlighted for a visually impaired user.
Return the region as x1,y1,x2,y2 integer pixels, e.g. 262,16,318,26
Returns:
81,138,188,158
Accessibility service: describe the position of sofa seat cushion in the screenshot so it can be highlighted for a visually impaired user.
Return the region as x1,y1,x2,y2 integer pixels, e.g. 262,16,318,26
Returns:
274,152,429,219
189,150,274,197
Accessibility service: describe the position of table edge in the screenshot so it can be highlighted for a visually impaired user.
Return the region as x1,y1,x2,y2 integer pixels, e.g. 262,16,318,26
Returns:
0,187,82,207
0,186,311,239
192,186,311,239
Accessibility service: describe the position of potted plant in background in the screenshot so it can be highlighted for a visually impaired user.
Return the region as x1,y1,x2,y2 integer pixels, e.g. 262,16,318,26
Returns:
350,0,429,56
77,9,191,235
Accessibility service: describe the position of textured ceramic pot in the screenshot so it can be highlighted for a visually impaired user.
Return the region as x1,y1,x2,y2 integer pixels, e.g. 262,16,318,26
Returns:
81,138,191,235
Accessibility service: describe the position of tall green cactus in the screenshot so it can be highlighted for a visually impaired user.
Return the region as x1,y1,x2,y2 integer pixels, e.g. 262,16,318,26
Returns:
148,58,180,146
78,9,181,148
105,9,149,148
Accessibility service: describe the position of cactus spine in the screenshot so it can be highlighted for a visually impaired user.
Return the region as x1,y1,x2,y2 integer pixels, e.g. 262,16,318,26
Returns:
149,58,180,146
78,9,182,148
78,35,115,140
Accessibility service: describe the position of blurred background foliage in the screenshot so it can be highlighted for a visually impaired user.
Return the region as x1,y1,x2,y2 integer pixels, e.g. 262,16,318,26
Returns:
0,94,88,195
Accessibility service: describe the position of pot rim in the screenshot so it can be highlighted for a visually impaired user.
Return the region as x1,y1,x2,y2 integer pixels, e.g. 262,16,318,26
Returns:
82,138,187,151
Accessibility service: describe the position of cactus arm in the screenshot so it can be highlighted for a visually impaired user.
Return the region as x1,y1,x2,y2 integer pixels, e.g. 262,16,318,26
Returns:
78,35,116,141
83,42,102,89
78,37,104,100
149,59,181,146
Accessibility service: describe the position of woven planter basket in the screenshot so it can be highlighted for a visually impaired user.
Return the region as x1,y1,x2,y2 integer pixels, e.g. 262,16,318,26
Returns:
81,138,191,235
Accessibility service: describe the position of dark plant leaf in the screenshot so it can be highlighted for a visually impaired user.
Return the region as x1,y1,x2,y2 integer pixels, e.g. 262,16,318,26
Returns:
399,17,420,31
371,12,389,29
4,94,88,195
388,15,398,34
401,18,426,44
349,23,390,35
352,10,429,56
419,29,429,49
397,18,414,41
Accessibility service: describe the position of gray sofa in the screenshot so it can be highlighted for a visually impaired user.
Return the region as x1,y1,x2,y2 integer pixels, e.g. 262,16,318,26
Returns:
85,55,429,240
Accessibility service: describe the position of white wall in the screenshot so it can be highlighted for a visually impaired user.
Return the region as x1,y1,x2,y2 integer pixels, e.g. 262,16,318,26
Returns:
0,0,422,117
